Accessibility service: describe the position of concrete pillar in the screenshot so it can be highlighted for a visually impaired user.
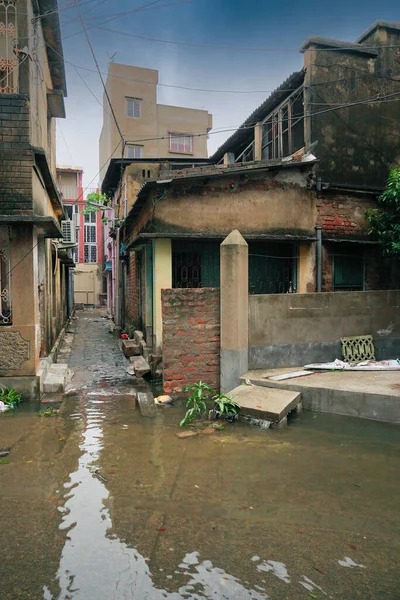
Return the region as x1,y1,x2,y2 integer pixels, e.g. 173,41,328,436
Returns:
223,152,235,165
152,238,172,351
254,122,263,161
220,230,248,393
298,242,316,293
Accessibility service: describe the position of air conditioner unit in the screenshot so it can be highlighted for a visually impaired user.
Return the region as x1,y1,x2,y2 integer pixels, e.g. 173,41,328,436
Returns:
61,219,76,243
72,213,80,229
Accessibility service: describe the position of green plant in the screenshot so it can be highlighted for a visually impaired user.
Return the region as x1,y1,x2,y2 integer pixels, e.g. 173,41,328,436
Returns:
213,394,241,421
180,381,214,427
365,167,400,255
37,407,59,417
81,192,110,216
0,387,22,407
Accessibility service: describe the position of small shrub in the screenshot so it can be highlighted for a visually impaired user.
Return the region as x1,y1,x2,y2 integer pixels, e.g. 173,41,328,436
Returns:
180,382,241,426
0,387,22,407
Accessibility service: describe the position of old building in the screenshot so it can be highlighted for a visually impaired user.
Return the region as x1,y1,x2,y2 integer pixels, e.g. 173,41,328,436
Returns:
101,19,400,357
57,166,104,306
0,0,70,398
99,63,213,181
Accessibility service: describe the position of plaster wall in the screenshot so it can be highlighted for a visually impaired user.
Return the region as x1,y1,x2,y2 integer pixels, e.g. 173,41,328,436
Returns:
248,290,400,369
74,264,103,306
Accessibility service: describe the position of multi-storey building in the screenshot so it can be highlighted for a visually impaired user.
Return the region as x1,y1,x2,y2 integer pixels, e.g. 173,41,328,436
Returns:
99,63,213,181
57,166,104,306
0,0,70,398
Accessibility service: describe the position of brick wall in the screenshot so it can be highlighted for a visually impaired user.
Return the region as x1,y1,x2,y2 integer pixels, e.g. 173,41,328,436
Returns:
125,250,140,328
0,94,32,215
316,195,376,236
162,288,220,395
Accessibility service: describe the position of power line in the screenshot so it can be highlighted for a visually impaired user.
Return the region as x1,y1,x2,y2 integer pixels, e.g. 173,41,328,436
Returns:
58,121,75,164
64,21,400,53
72,0,124,151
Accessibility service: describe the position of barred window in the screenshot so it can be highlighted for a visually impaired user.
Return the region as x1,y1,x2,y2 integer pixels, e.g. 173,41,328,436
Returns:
84,212,97,263
0,0,18,94
0,226,12,325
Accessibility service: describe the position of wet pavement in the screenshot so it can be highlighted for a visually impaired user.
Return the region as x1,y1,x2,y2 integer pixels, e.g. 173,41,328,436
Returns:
1,310,400,600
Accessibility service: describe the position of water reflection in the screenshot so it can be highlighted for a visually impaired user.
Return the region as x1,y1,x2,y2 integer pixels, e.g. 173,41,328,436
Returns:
50,395,266,600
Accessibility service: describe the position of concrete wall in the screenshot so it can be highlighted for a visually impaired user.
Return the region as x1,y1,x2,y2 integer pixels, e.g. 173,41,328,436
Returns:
162,288,220,395
248,290,400,369
74,264,103,306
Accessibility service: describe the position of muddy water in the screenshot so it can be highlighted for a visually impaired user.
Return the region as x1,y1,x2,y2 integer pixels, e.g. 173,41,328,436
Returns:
1,394,400,600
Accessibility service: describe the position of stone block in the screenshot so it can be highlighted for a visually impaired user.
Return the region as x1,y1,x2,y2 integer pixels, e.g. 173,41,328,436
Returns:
229,384,301,423
121,339,141,358
134,330,144,345
137,391,156,417
142,347,151,361
130,355,151,378
43,372,65,394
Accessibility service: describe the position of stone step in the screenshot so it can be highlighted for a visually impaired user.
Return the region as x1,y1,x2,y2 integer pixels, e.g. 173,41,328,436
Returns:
229,384,301,426
42,364,72,394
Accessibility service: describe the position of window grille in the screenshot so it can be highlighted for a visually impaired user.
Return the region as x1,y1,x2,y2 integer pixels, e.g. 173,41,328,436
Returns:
169,133,193,153
0,226,12,324
84,212,97,263
261,87,304,160
126,97,141,118
0,0,18,94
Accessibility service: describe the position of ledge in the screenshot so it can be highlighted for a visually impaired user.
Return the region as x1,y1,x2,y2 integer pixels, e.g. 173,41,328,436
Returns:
0,215,62,238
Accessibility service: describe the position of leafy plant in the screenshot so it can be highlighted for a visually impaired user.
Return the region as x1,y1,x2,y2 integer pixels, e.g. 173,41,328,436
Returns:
365,168,400,255
180,382,241,426
213,394,241,421
37,407,59,417
0,387,22,407
180,381,214,427
81,192,110,216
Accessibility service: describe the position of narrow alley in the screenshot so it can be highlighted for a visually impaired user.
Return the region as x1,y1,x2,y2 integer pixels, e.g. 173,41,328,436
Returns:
1,311,400,600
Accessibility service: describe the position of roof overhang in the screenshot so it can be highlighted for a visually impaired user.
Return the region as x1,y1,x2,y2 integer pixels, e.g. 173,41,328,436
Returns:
37,0,67,97
33,147,65,218
0,215,63,238
356,20,400,43
299,35,378,56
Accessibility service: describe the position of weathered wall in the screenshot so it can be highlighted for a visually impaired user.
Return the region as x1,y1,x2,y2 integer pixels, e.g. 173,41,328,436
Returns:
162,288,220,395
249,290,400,369
304,28,400,188
316,194,376,236
125,251,141,328
0,94,32,215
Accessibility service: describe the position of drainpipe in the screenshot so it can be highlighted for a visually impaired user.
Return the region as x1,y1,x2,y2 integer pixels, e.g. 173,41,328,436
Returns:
115,227,121,326
315,225,322,293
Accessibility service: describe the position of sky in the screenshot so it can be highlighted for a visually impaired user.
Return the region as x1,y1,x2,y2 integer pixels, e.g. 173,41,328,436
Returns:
55,0,400,187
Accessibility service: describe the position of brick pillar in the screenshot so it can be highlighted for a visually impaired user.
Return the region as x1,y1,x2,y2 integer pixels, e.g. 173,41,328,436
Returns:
220,230,248,393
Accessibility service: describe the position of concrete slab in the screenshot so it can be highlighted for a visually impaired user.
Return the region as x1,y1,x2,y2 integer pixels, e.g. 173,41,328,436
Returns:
121,339,140,358
241,368,400,423
137,392,156,417
230,385,301,423
43,372,64,394
130,355,151,378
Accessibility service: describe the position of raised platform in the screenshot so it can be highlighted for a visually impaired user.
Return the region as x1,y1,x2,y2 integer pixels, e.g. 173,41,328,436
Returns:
230,384,301,426
242,368,400,424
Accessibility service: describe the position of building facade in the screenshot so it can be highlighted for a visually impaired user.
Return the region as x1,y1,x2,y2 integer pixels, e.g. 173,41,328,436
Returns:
0,0,70,398
101,20,400,358
99,63,213,181
57,166,105,306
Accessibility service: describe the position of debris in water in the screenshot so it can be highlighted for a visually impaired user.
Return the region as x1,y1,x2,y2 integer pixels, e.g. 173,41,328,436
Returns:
175,431,198,439
354,483,361,488
94,469,107,482
155,395,173,405
38,408,59,417
338,557,366,569
347,544,358,550
0,447,10,457
157,527,166,532
0,459,10,464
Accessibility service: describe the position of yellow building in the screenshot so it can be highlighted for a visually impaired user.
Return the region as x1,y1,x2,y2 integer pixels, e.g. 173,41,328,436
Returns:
99,63,213,181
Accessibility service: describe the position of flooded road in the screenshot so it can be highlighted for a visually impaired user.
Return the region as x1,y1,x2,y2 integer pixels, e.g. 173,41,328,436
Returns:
1,311,400,599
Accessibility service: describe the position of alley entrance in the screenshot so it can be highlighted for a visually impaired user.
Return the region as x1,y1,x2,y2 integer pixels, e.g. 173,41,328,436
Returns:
0,311,400,599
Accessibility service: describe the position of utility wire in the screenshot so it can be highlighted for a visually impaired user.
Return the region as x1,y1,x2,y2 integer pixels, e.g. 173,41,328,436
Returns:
72,0,124,151
58,121,75,164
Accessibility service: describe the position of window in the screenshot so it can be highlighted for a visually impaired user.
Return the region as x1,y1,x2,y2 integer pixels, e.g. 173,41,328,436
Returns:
0,226,11,324
126,97,141,119
172,242,220,288
0,0,18,94
260,87,304,160
84,212,97,263
126,145,143,159
333,251,364,291
169,133,193,154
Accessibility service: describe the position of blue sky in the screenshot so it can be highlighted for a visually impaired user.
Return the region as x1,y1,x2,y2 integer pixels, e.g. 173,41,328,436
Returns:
56,0,400,186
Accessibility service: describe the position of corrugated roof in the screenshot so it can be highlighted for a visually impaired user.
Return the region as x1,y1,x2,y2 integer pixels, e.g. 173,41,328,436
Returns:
210,70,305,163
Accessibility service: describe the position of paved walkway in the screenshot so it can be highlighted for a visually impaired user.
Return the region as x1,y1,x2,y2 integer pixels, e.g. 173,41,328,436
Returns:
67,309,133,392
